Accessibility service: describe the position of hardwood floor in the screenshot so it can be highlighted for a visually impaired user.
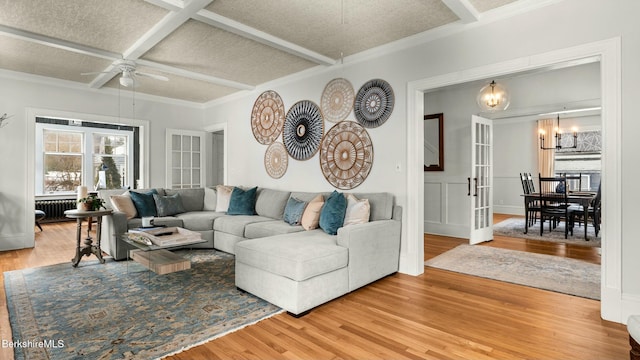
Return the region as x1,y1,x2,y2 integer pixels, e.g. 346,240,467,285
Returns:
0,217,627,360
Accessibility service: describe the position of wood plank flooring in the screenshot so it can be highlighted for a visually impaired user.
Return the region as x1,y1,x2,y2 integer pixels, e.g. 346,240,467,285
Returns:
0,216,627,360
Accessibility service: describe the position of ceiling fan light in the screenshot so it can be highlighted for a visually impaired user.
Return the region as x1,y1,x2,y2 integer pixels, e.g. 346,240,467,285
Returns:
476,80,510,112
119,72,134,87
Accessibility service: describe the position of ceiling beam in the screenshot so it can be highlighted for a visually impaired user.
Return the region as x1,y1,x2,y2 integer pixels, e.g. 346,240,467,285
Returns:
0,15,253,91
441,0,480,23
90,0,214,89
0,24,120,61
147,0,335,65
193,10,336,66
136,59,254,90
144,0,185,12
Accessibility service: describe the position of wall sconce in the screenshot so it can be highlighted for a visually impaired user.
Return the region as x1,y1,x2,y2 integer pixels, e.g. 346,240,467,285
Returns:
476,80,510,112
539,114,578,150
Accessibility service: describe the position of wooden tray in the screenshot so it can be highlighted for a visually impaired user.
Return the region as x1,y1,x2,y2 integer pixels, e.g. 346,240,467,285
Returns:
128,227,201,247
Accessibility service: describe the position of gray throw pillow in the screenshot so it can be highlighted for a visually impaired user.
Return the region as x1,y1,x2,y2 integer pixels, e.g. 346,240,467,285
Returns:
153,193,186,217
283,197,307,225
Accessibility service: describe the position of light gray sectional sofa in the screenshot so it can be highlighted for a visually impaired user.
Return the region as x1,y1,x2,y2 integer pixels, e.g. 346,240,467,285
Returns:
98,186,402,315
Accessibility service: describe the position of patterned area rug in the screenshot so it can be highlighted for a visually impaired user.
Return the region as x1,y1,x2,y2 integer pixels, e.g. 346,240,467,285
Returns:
493,217,600,247
425,245,600,300
4,250,282,360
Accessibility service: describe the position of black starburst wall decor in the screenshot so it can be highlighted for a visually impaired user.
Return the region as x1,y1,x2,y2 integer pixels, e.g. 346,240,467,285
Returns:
282,100,324,161
354,78,394,128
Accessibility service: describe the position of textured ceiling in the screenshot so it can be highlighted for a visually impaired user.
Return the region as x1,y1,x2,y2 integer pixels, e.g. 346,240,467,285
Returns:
0,0,520,104
207,0,459,59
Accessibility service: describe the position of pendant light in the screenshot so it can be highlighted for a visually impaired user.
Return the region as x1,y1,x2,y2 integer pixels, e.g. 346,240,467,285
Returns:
476,80,510,112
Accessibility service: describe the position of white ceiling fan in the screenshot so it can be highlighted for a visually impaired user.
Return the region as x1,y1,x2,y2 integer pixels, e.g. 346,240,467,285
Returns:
82,59,169,87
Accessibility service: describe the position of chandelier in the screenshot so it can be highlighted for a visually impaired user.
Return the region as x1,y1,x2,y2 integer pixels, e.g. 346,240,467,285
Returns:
476,80,510,112
539,114,577,150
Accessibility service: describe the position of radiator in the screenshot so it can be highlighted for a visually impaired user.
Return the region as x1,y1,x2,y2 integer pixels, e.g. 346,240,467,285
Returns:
35,199,77,223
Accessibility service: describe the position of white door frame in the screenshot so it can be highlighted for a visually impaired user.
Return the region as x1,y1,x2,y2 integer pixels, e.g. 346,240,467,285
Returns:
406,38,622,322
204,122,228,186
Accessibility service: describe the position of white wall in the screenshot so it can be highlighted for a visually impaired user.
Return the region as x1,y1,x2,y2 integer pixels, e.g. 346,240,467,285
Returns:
204,0,640,320
2,0,639,322
0,74,204,250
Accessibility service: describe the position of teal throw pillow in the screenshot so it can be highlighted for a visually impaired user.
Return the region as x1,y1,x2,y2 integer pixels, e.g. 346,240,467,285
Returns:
319,190,347,235
153,193,186,217
129,189,158,218
227,187,257,215
283,197,308,225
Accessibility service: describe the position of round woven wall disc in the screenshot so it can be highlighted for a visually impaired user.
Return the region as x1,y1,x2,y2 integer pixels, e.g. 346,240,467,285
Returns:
320,121,373,189
251,90,285,144
283,100,324,161
354,79,394,128
264,142,288,179
321,78,355,123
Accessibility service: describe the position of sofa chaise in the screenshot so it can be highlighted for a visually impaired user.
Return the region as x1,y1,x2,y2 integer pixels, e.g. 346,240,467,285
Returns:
98,186,402,315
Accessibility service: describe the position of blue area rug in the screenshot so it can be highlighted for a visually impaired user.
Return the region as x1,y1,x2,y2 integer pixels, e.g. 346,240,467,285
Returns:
4,250,282,359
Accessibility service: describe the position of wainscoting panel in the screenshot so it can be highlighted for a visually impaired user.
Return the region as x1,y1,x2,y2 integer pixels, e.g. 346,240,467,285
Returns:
493,175,526,216
424,176,470,239
424,182,442,223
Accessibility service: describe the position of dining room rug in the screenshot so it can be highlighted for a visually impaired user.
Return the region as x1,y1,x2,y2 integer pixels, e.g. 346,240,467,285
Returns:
493,217,600,247
4,250,282,360
424,244,600,300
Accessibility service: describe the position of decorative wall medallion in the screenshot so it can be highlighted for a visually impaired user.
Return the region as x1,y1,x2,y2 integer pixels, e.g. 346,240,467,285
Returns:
320,121,373,189
354,79,394,128
251,90,285,144
264,142,288,179
283,100,324,160
321,78,355,123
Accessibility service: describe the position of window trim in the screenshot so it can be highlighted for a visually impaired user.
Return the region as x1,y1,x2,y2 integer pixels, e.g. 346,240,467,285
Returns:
35,122,134,196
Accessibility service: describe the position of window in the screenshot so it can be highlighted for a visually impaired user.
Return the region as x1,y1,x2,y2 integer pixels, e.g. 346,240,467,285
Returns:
43,130,83,192
554,130,601,191
36,119,135,195
166,129,205,189
93,134,128,190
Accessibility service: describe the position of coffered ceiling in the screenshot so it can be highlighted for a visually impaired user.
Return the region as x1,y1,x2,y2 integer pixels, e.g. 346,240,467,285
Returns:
0,0,522,104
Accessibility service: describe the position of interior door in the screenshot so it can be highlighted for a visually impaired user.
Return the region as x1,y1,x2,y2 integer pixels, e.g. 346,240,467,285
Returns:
469,115,493,244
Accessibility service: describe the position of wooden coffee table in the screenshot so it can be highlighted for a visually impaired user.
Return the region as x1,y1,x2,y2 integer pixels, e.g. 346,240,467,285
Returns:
122,229,206,275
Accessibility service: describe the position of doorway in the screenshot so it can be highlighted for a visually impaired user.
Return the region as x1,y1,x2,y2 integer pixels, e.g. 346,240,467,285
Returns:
211,130,224,186
406,38,621,322
205,123,227,186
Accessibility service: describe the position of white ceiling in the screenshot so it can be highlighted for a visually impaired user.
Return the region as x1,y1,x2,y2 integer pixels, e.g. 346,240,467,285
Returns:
0,0,523,104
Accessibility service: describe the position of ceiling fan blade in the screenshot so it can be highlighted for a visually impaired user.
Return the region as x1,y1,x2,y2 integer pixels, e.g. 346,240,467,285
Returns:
135,72,169,81
80,71,113,76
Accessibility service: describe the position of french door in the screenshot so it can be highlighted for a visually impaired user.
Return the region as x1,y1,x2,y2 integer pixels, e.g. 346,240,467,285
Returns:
166,129,206,189
469,115,493,244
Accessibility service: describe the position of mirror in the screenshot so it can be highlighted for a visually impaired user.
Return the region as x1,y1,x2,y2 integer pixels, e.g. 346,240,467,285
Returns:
424,113,444,171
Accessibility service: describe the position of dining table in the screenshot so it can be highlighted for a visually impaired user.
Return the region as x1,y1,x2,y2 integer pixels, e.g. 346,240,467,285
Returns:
522,191,597,240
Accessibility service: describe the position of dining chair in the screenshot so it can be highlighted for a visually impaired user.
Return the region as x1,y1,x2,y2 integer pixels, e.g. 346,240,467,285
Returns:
564,173,583,192
538,174,570,238
569,183,602,237
521,172,540,227
520,173,529,194
526,173,536,194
